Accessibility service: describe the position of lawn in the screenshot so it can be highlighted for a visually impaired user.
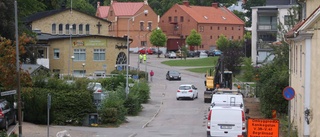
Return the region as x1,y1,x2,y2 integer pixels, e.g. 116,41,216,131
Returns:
161,57,218,66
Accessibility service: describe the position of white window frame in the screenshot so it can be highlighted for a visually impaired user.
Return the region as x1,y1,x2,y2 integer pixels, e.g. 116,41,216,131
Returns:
54,49,60,59
93,49,105,61
74,49,86,61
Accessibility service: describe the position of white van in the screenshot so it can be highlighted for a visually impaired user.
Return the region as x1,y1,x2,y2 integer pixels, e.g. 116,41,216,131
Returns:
207,104,246,137
210,94,245,110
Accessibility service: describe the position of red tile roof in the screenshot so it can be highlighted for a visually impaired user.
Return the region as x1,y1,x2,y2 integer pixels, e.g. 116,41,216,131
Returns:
96,6,110,18
178,4,244,24
112,2,144,16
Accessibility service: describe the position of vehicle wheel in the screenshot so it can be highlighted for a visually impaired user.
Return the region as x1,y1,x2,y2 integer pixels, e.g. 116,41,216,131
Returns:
5,119,8,131
196,93,198,99
176,98,179,100
191,95,194,100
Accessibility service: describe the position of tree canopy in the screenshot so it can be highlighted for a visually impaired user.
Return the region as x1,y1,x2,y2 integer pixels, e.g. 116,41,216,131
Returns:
186,29,202,49
149,28,167,57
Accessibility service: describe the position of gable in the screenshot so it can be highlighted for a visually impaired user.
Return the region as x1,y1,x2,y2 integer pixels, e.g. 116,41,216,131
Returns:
111,2,144,16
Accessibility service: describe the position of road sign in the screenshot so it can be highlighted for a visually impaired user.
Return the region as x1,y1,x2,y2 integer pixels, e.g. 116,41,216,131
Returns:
1,90,17,96
283,86,295,100
117,66,122,71
248,118,279,137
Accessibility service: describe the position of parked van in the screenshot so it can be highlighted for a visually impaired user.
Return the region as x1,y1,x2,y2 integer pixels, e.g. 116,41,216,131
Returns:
207,103,246,137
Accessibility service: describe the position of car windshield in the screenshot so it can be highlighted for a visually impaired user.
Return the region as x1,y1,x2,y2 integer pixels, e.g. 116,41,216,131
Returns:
179,86,191,90
169,71,179,75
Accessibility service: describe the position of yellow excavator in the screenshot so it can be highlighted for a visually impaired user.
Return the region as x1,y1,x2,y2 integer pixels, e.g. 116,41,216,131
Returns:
203,55,233,103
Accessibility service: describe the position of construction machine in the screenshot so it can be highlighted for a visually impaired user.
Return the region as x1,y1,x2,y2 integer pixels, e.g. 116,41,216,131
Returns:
203,54,233,103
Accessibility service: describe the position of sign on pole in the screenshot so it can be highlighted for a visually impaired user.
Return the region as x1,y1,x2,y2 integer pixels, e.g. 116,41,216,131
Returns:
283,86,295,101
1,90,17,96
247,118,279,137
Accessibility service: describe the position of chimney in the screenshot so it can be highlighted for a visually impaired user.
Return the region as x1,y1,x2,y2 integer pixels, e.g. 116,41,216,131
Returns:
183,0,189,7
97,1,100,8
212,3,218,8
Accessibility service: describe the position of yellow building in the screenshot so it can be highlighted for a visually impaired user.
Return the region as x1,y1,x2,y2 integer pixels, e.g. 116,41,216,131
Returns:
25,8,128,77
286,1,320,136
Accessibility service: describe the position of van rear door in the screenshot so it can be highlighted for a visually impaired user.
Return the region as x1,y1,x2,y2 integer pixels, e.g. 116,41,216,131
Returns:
210,108,242,136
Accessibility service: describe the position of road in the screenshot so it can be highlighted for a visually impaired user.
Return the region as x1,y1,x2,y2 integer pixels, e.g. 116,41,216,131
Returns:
14,54,211,137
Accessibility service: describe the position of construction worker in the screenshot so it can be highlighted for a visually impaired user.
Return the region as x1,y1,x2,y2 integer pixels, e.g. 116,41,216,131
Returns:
139,54,143,63
143,53,147,63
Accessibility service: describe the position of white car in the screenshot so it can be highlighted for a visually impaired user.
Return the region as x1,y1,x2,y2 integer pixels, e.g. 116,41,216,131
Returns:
87,82,103,93
168,52,177,58
176,84,198,100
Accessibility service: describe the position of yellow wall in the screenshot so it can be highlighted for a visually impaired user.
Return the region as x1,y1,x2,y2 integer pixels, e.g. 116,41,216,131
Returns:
49,36,127,76
32,10,110,36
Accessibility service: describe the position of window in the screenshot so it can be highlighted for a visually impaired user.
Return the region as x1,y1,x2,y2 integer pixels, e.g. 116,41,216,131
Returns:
140,22,144,31
231,36,234,39
59,24,63,34
66,24,70,34
210,36,212,39
79,24,83,34
74,49,86,61
199,26,204,32
141,41,146,47
168,17,172,22
54,49,60,59
284,15,293,25
225,27,227,30
232,27,234,30
72,24,76,34
148,22,152,31
210,26,212,30
94,49,105,61
86,24,90,34
180,16,184,22
52,24,56,34
218,26,220,30
174,16,178,22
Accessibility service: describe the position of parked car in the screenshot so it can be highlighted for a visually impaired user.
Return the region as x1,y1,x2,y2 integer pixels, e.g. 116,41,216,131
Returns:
213,50,222,56
176,84,198,100
138,48,153,54
87,82,103,93
187,51,196,57
165,52,177,58
0,99,16,130
166,70,181,81
150,48,163,55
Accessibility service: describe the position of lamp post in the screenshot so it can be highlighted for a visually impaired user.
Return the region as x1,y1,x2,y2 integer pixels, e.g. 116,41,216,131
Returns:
82,63,85,77
126,10,148,97
68,25,73,80
71,56,74,81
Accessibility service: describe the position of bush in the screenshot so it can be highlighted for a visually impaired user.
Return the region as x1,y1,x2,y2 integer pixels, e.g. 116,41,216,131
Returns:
99,85,127,124
124,93,142,116
130,82,150,103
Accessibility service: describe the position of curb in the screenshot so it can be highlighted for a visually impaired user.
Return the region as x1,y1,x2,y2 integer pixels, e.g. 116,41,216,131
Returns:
141,93,164,129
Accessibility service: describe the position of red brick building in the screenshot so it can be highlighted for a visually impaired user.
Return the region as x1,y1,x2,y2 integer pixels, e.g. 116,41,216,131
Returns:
96,0,159,52
159,1,245,51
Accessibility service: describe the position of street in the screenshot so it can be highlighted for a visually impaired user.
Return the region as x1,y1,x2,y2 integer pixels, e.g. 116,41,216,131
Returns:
16,54,210,137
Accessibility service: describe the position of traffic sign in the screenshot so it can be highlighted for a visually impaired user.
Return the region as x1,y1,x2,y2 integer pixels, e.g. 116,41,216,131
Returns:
1,90,17,96
248,118,279,137
283,86,295,100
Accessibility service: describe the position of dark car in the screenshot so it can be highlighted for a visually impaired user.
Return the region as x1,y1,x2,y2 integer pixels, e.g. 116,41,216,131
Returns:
166,70,181,81
0,99,16,130
187,51,196,57
150,48,163,55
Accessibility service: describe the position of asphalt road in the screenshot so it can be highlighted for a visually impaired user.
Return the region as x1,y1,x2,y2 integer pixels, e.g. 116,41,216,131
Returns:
14,54,211,137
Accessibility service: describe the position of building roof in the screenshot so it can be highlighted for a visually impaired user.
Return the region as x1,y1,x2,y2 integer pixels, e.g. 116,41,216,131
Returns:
178,4,244,25
35,32,129,41
111,2,144,16
21,64,49,76
96,6,110,18
24,8,111,23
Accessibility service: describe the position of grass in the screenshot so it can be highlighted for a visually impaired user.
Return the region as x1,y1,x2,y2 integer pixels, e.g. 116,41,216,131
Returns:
186,67,213,73
161,57,218,66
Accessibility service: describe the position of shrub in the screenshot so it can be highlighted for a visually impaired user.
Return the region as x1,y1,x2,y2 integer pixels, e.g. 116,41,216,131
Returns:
124,93,142,116
130,82,150,103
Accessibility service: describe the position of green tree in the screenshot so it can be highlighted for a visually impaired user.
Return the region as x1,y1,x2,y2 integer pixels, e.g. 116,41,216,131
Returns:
149,28,167,58
242,0,266,27
186,29,201,51
66,0,96,15
232,10,246,22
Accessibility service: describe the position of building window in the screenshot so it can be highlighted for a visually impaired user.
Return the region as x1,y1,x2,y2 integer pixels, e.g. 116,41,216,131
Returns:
231,36,234,39
218,26,220,30
141,41,146,47
54,49,60,59
72,24,76,34
79,24,83,34
52,24,56,34
199,26,204,32
66,24,70,34
74,49,86,61
174,16,178,22
284,15,293,25
238,26,241,30
148,22,152,31
180,16,184,22
210,36,212,39
232,27,234,30
225,27,227,30
140,22,144,31
94,49,105,61
210,26,212,30
110,10,113,16
168,17,172,22
86,24,90,34
58,24,63,34
238,36,240,39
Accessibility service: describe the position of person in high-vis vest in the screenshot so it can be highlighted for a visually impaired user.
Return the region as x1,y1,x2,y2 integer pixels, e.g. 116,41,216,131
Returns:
139,54,143,63
143,54,147,63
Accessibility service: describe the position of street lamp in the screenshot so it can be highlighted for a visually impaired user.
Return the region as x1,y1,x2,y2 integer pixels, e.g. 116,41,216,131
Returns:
71,56,74,81
68,25,73,80
126,10,148,97
82,63,85,77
